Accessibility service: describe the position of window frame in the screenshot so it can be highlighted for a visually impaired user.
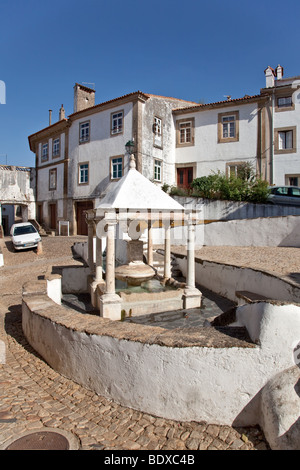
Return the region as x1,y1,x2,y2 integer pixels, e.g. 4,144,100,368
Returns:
110,155,124,180
154,158,162,182
274,126,297,154
110,110,124,136
78,162,89,185
218,111,239,143
79,121,90,144
153,116,163,148
49,168,57,190
52,137,60,158
176,118,195,147
275,91,295,112
41,142,49,162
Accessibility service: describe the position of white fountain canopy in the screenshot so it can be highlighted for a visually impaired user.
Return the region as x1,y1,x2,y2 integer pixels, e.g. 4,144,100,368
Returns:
95,155,185,215
86,155,201,320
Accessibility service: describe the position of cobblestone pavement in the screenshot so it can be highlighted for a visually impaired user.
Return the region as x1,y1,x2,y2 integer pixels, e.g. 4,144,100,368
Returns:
0,236,269,450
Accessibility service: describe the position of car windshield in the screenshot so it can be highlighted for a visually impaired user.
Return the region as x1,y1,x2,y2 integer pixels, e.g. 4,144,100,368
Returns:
13,225,37,236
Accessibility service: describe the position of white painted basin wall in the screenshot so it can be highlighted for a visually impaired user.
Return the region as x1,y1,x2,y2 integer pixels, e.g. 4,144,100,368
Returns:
175,256,300,304
22,296,300,427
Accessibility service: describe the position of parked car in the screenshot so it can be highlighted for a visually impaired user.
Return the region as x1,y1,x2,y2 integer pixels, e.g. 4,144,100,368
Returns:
267,186,300,205
10,222,41,250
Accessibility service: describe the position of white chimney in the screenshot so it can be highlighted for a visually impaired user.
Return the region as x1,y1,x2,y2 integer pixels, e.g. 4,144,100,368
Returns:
59,104,65,121
276,64,283,80
264,66,275,88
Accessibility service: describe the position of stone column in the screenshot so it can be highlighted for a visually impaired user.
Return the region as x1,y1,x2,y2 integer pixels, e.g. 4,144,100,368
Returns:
164,221,171,280
100,218,122,320
147,221,153,266
87,220,94,273
95,234,103,281
183,214,202,309
105,221,116,295
186,221,195,289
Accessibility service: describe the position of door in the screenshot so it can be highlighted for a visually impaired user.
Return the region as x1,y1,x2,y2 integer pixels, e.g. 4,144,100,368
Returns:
76,201,93,235
177,167,194,189
49,203,57,230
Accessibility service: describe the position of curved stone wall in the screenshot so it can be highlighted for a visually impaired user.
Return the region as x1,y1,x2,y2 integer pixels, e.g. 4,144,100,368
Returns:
22,281,300,429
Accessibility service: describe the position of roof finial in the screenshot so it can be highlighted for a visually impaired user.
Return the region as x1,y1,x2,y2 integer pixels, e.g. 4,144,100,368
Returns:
129,154,136,170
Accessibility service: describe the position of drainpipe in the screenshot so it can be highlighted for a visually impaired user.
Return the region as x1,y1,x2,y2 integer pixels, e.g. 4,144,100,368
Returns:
270,91,275,185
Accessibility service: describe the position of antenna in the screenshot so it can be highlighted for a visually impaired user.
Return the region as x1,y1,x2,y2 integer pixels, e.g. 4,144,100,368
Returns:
0,154,8,165
82,82,95,90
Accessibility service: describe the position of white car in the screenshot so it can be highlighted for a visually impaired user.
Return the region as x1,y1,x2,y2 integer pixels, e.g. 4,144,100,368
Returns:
10,222,41,251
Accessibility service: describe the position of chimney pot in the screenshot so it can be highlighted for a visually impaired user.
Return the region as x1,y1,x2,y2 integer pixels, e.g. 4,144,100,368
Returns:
276,64,283,80
59,104,65,121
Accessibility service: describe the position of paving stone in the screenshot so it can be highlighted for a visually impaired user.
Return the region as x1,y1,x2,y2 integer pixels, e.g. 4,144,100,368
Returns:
0,236,270,451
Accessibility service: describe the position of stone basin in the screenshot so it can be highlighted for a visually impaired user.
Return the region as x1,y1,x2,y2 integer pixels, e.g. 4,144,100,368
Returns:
115,261,156,286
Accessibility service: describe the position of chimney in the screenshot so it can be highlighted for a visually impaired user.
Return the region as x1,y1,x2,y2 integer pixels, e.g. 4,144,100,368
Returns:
59,104,65,121
264,66,275,88
276,64,283,80
49,109,52,126
73,83,95,113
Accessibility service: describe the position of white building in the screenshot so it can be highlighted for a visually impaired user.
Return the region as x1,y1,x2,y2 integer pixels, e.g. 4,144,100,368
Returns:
28,66,300,235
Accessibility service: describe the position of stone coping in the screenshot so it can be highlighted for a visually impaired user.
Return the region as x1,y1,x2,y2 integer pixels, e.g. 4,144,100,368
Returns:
22,284,255,349
171,249,300,290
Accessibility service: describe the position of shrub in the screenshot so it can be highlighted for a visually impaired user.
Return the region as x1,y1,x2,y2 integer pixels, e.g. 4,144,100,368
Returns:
190,165,270,203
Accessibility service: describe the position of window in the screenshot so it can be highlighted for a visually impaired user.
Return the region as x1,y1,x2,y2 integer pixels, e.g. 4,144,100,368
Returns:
278,96,292,108
176,166,194,188
153,117,162,147
53,138,60,157
111,111,123,135
42,143,48,161
180,121,192,143
111,156,123,179
285,175,300,186
154,159,162,182
176,118,195,147
218,111,239,143
222,115,236,138
226,162,247,178
79,121,90,143
78,163,89,184
275,127,296,153
278,130,293,150
49,168,57,190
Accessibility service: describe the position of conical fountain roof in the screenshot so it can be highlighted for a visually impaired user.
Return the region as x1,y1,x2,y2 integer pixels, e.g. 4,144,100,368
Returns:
96,156,184,212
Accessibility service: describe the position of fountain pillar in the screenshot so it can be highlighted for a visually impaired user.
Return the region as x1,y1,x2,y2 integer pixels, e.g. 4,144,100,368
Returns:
164,221,171,280
95,235,103,282
100,218,121,320
147,221,153,266
183,215,202,309
87,220,94,273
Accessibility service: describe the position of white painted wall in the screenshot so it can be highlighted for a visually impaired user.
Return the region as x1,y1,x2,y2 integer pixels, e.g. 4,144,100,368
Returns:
22,294,300,429
175,256,300,304
68,103,134,200
175,102,259,177
273,87,300,185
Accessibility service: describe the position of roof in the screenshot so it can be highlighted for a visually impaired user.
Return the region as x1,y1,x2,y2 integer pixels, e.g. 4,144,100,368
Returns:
96,157,184,212
173,94,267,114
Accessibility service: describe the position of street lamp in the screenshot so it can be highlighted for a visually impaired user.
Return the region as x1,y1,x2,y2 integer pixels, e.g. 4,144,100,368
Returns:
125,140,135,155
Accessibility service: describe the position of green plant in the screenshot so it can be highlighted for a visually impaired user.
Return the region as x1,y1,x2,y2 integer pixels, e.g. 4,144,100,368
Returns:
190,164,270,203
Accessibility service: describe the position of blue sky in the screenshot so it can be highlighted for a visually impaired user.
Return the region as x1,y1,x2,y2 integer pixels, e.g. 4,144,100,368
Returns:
0,0,299,167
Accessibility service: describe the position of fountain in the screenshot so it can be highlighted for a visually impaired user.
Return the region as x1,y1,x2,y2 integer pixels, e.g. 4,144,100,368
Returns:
86,155,202,320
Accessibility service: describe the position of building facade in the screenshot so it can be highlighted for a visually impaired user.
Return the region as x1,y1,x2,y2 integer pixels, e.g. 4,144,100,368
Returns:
28,66,300,235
